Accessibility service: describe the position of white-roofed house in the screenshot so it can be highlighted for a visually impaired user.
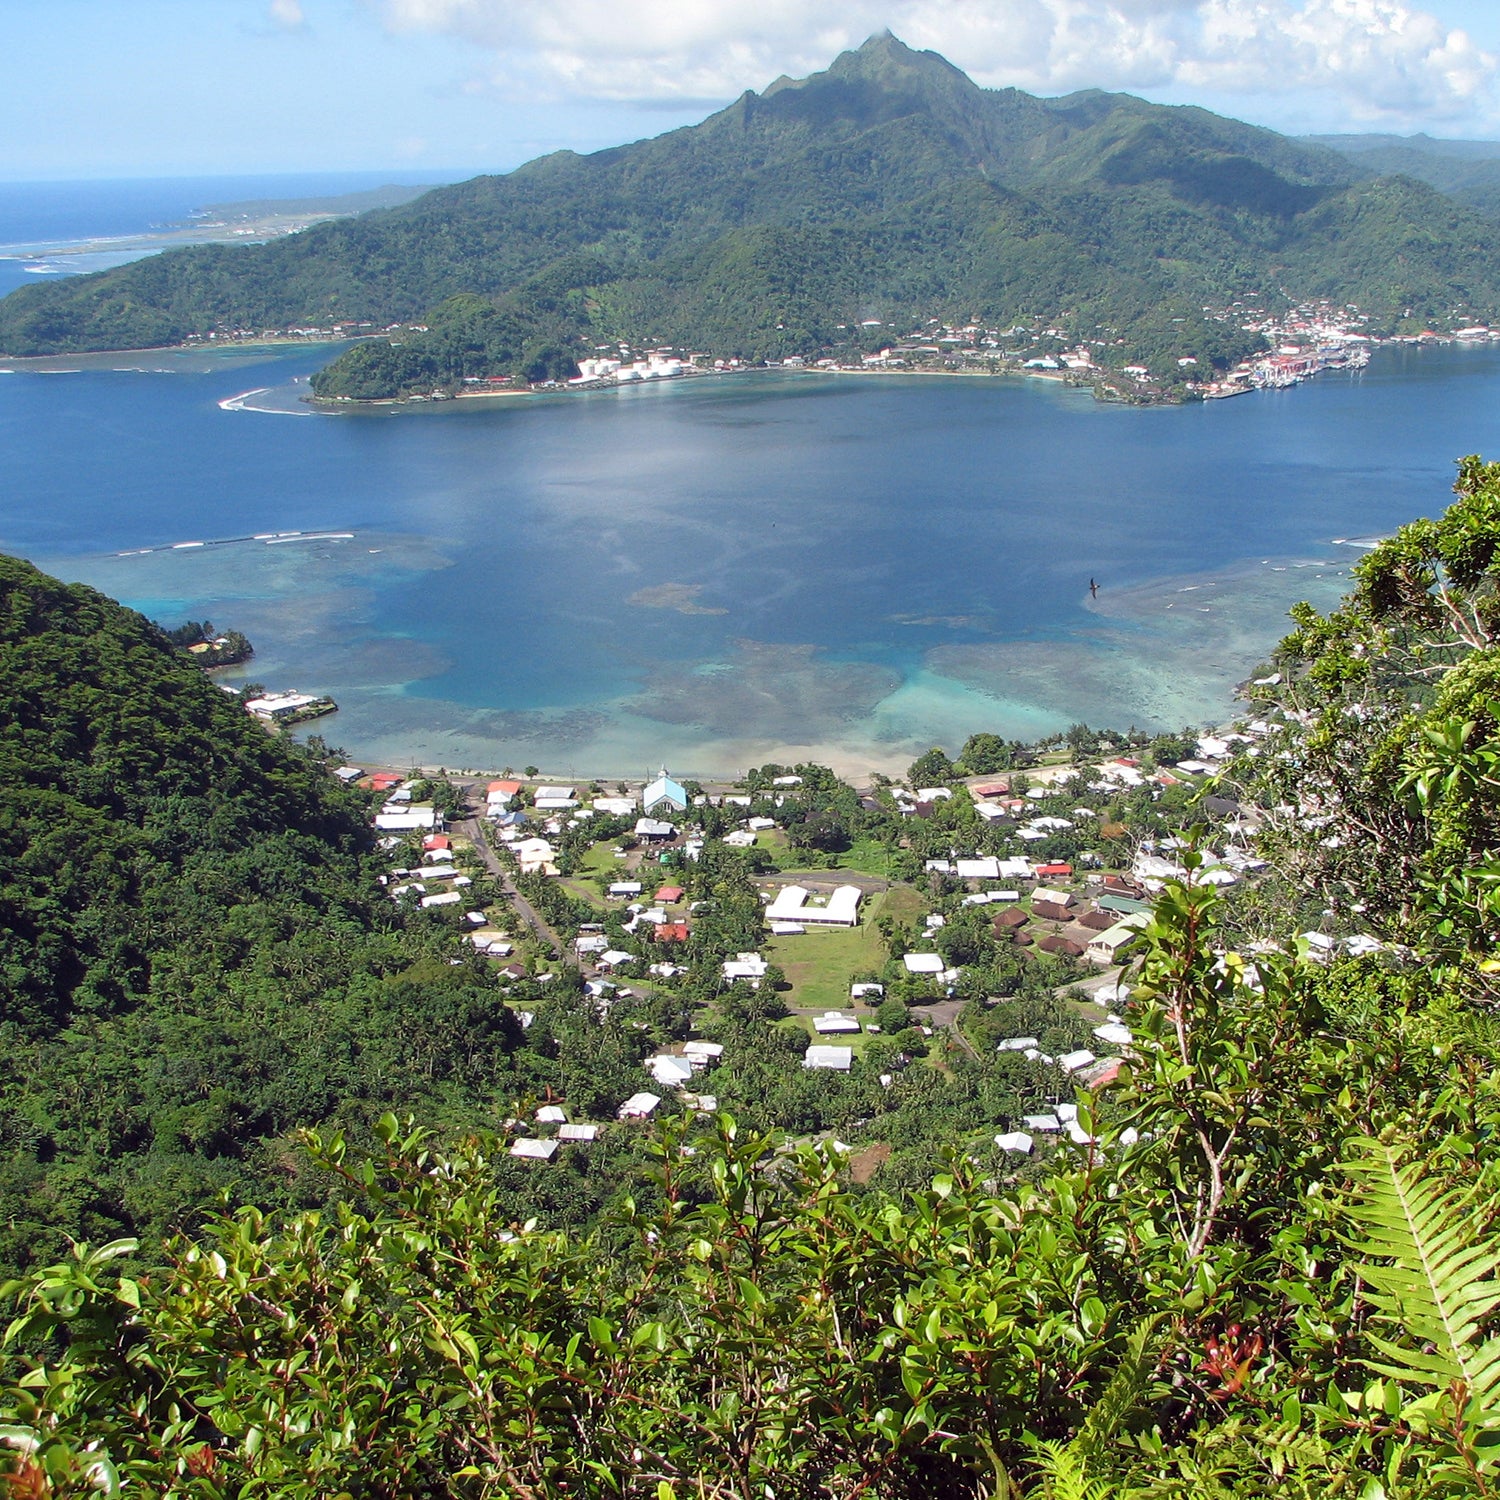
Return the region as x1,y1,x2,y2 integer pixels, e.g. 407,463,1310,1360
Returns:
646,1055,695,1088
510,1138,559,1161
375,808,438,832
723,953,768,983
902,953,945,975
618,1092,661,1120
803,1045,853,1071
812,1012,861,1034
513,837,557,875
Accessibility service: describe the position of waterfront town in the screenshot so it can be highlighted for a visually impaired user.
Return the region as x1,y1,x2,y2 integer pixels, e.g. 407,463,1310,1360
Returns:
316,692,1379,1171
190,296,1500,407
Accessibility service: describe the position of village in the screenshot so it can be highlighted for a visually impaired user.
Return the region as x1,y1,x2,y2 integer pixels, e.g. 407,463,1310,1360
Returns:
328,700,1381,1179
431,297,1500,406
179,289,1500,409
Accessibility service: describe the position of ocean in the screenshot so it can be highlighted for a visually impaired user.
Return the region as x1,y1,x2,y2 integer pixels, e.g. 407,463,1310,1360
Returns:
2,179,1499,778
0,171,463,298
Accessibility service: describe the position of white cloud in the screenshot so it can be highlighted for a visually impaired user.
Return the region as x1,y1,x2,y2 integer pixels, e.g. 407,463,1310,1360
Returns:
269,0,307,29
365,0,1497,126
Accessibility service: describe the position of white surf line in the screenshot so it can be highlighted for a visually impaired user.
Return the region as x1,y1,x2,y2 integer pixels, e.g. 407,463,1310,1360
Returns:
219,388,271,411
220,385,327,417
112,528,353,558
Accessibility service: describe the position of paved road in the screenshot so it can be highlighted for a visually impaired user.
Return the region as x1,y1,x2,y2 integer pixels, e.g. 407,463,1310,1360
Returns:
460,815,568,958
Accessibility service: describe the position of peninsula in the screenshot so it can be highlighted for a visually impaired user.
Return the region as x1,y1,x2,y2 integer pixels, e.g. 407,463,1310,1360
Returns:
3,35,1499,404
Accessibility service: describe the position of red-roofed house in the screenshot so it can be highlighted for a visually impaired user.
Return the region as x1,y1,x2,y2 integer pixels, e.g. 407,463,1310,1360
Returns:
488,779,523,798
368,772,403,792
657,923,690,943
1035,862,1074,879
423,834,451,851
655,885,685,903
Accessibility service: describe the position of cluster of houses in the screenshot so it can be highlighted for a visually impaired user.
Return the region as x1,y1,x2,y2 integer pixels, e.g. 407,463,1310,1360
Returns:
244,689,334,723
342,705,1397,1166
506,1103,603,1162
486,768,696,875
386,828,477,911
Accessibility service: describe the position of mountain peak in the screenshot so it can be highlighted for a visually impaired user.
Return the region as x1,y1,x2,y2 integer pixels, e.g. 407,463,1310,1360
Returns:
829,31,971,85
759,32,972,101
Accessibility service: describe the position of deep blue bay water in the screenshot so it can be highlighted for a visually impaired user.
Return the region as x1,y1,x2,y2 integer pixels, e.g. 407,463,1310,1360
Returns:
4,336,1499,778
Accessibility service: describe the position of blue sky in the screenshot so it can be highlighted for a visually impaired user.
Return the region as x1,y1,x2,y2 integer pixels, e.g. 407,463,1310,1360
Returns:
8,0,1500,180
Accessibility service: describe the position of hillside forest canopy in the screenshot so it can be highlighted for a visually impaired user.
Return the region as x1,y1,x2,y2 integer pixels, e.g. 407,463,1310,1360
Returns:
4,456,1500,1493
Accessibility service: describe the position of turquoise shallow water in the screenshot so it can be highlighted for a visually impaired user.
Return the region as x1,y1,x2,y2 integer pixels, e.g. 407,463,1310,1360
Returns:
2,341,1499,777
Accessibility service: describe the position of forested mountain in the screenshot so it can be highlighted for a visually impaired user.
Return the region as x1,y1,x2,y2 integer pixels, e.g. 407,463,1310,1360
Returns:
3,35,1500,396
1309,130,1500,218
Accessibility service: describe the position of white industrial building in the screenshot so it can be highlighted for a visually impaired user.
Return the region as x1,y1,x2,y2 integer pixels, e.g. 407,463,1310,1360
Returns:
763,884,863,927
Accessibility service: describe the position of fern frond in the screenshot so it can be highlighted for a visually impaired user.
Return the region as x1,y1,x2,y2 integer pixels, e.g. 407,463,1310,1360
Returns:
1345,1137,1500,1413
1075,1317,1163,1468
1025,1438,1118,1500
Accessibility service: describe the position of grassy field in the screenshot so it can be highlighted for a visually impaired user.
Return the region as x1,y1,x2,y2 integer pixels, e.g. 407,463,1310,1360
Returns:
877,886,926,925
560,841,641,908
766,892,904,1012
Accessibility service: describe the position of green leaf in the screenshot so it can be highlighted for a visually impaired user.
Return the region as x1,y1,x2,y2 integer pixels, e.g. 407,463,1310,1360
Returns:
1345,1138,1500,1418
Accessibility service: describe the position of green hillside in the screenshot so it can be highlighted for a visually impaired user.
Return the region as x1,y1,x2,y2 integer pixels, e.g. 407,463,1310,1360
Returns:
0,556,531,1274
4,36,1500,397
1309,130,1500,218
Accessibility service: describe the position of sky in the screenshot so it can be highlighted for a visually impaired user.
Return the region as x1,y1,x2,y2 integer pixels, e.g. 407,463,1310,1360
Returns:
7,0,1500,181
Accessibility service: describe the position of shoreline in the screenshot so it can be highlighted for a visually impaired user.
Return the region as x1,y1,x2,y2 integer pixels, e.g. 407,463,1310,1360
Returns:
8,330,1484,409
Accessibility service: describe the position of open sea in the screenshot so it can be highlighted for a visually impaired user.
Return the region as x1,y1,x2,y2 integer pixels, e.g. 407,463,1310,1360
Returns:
3,178,1500,778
